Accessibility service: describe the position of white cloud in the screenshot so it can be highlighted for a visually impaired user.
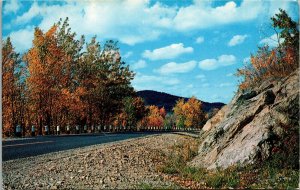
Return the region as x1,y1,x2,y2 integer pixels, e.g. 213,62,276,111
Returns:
164,78,180,85
7,0,294,52
15,2,41,24
13,1,173,46
173,1,264,31
259,34,284,48
218,55,236,65
199,54,236,70
243,56,251,64
123,51,133,59
132,73,180,91
226,73,234,77
132,60,147,70
218,83,234,87
201,83,210,87
196,36,204,44
196,74,205,79
198,59,218,70
4,0,21,14
142,43,193,60
195,74,206,82
156,60,196,75
211,94,222,102
7,27,34,53
187,84,194,88
228,34,248,46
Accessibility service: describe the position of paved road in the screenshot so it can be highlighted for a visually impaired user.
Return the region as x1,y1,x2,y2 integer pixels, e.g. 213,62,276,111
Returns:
2,132,164,161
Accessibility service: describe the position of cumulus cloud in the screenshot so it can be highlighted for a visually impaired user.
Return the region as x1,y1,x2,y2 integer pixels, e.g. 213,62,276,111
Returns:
142,43,193,60
199,54,236,70
7,0,295,52
7,27,34,53
187,84,194,88
201,83,210,87
131,60,147,70
259,34,284,48
243,56,251,64
228,34,248,46
195,74,206,82
123,51,133,59
218,83,234,87
196,74,205,79
226,73,234,77
4,0,21,14
14,2,41,24
196,36,204,44
156,61,196,75
132,72,180,91
173,1,264,31
13,1,173,46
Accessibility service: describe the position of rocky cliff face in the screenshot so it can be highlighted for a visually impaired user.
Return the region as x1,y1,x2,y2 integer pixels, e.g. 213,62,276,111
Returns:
190,69,299,169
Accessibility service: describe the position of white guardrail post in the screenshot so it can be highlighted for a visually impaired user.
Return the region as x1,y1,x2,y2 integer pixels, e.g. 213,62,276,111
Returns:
66,125,70,134
31,125,35,136
57,125,60,135
44,125,49,135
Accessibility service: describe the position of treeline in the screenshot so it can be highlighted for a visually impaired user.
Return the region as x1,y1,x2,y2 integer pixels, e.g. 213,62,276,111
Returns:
237,9,299,90
3,18,135,136
2,18,206,137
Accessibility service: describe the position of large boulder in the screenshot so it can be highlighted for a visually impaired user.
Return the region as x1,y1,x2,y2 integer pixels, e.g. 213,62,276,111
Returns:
189,70,299,169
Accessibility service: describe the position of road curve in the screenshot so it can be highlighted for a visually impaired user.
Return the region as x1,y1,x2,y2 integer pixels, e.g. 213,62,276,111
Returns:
2,132,162,161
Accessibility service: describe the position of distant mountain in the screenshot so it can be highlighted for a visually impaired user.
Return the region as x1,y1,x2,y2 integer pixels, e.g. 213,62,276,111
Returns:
136,90,225,113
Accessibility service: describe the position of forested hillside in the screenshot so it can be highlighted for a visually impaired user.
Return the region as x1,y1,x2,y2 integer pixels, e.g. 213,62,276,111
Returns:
137,90,225,113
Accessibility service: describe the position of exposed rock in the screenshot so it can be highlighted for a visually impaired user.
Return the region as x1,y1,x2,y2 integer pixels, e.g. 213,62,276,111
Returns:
190,69,299,169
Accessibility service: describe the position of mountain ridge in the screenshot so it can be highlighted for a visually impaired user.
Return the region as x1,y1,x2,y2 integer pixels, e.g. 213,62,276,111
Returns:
136,90,225,113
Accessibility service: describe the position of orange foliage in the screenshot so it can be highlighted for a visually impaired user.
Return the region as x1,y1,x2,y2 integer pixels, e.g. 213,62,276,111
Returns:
237,46,298,90
173,97,205,129
143,105,165,129
237,10,298,91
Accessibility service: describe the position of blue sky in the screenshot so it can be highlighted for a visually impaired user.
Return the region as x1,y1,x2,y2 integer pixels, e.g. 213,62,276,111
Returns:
3,0,299,103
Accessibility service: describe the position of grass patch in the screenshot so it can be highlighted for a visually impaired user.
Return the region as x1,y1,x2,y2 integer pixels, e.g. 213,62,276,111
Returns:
136,182,179,189
158,137,299,189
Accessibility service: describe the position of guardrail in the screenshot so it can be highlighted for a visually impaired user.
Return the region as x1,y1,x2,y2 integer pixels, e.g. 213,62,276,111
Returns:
7,125,201,138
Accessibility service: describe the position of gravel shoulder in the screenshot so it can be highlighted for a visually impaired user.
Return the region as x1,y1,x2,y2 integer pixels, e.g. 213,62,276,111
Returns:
3,134,193,189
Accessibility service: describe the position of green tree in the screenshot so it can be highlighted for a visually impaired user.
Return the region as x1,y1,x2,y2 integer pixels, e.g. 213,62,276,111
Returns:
237,9,299,90
271,8,299,52
119,97,146,131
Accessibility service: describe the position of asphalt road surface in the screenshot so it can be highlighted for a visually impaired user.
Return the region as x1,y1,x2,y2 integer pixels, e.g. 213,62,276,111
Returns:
2,132,163,161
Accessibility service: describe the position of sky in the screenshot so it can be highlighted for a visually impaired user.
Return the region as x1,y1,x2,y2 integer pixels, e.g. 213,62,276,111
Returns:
2,0,299,103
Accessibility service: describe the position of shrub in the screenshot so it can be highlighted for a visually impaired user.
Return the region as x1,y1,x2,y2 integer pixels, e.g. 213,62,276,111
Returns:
237,9,298,91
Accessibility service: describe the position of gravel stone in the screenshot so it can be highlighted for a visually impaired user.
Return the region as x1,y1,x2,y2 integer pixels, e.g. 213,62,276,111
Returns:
3,134,189,189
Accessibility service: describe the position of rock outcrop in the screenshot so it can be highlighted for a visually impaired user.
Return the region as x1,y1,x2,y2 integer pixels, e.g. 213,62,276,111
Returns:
190,69,299,169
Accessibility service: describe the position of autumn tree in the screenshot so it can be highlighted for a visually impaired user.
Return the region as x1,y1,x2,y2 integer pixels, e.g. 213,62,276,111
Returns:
173,99,186,129
185,97,205,128
142,105,165,130
55,17,85,128
24,25,68,134
79,39,135,130
2,37,25,136
237,9,299,90
163,113,176,130
116,97,147,131
98,40,135,127
76,36,101,128
173,97,205,129
5,17,136,136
